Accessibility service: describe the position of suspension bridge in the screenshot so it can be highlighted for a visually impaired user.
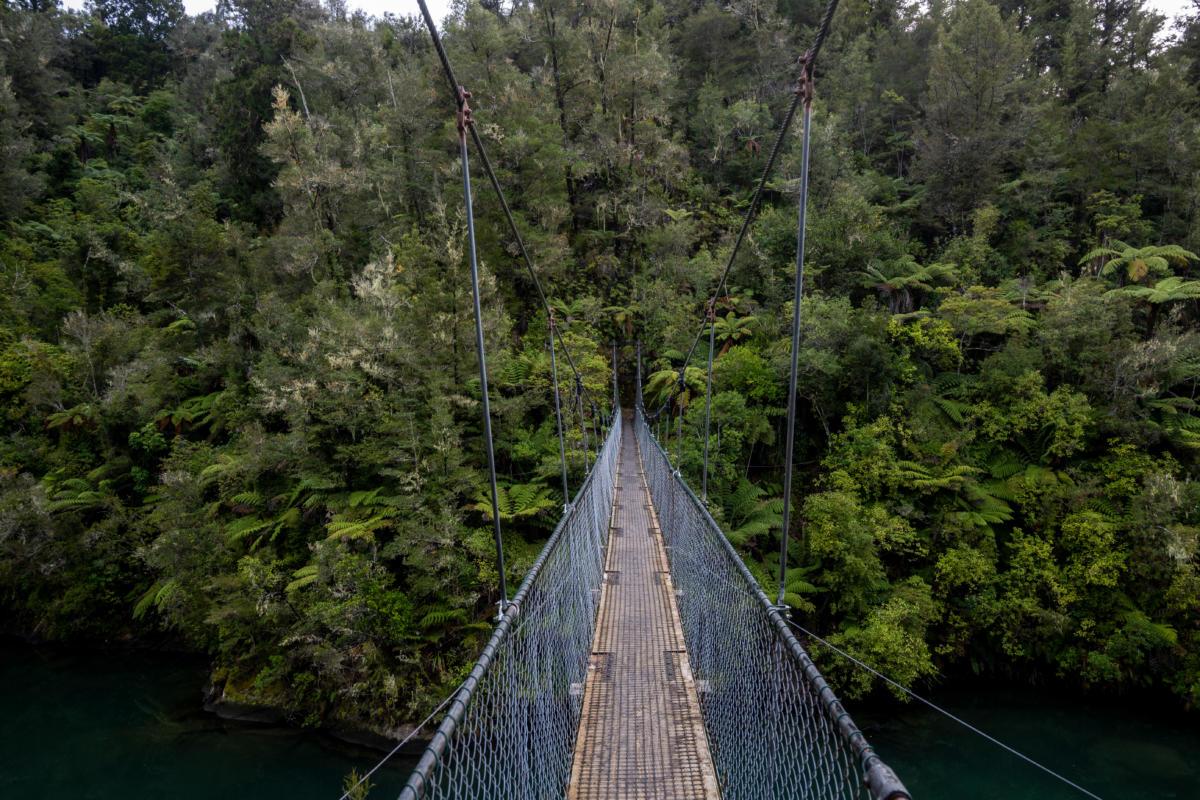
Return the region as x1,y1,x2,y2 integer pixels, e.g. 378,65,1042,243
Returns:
396,397,911,800
379,0,916,796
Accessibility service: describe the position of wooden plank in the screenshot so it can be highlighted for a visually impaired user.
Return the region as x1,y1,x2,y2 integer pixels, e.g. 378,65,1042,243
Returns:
567,421,720,800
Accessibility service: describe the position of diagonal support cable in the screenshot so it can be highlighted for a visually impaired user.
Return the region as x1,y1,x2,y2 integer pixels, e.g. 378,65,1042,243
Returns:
652,0,841,418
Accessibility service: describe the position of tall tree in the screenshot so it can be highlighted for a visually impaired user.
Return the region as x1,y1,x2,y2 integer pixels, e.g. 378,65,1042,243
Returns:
914,0,1030,231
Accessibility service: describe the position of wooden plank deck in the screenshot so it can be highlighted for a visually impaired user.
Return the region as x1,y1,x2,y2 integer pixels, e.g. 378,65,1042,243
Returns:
566,419,720,800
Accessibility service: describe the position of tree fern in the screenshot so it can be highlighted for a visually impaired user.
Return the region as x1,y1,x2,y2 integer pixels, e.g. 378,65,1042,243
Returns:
225,515,272,543
951,485,1014,528
286,564,320,594
286,475,339,509
1083,240,1197,283
931,371,977,396
419,608,469,629
896,460,978,492
45,403,98,431
229,490,264,507
985,449,1027,480
133,578,180,620
325,509,398,542
46,477,109,513
470,482,556,522
720,479,783,546
932,397,971,425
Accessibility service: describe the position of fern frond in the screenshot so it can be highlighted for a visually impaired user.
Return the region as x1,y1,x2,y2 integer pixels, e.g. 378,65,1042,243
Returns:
419,608,469,629
286,564,320,594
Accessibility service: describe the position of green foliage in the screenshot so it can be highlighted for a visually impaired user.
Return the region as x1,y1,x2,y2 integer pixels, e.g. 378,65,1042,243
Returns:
0,0,1198,732
341,770,371,800
470,482,557,524
1083,241,1198,284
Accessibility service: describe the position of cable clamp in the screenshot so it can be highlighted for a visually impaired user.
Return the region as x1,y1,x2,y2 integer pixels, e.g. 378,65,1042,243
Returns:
795,52,815,107
769,602,792,619
456,86,474,133
496,598,514,620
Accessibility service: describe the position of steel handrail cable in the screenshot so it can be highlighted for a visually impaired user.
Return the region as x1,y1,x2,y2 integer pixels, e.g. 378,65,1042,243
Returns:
396,414,622,800
633,405,909,800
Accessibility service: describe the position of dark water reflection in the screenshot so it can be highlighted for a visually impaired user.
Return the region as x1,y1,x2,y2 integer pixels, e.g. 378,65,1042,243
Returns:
0,641,416,799
857,684,1200,799
6,638,1199,800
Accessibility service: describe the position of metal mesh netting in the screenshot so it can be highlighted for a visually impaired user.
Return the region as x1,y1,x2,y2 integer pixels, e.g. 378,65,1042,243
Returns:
399,413,621,800
635,407,909,800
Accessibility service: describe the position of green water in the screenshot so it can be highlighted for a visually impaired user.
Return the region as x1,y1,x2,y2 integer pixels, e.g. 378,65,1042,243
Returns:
859,685,1200,799
0,641,415,799
5,640,1199,799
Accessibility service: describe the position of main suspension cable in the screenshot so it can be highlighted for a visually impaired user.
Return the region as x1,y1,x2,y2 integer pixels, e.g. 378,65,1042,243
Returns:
414,0,603,418
652,0,841,417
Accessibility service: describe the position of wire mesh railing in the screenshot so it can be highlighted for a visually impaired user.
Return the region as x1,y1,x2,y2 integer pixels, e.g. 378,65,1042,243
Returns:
634,405,911,800
398,412,621,800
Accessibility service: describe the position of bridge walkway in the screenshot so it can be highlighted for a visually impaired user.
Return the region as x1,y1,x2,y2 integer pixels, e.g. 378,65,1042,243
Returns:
567,416,720,800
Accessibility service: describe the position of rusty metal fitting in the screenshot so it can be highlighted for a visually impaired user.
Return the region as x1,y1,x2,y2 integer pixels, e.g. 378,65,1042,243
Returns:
796,52,815,107
456,86,474,133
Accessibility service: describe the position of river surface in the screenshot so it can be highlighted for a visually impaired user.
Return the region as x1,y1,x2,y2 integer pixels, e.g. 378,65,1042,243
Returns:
859,684,1200,799
3,640,1198,799
0,641,416,799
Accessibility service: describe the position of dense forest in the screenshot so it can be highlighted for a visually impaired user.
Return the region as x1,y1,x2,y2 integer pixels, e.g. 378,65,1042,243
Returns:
1,0,1199,735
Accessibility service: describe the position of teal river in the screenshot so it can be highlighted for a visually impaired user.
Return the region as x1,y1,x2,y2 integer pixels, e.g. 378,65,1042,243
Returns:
860,684,1200,799
3,639,1198,799
0,641,416,799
